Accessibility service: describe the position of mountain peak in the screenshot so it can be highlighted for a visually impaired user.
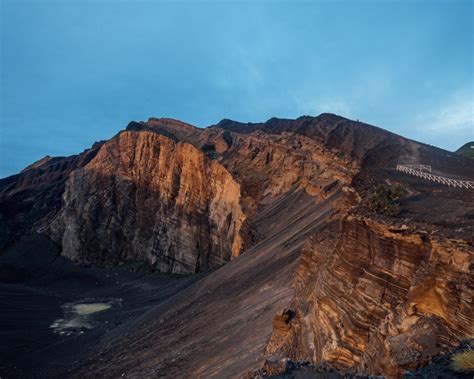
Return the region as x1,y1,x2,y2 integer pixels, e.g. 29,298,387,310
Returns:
146,117,197,130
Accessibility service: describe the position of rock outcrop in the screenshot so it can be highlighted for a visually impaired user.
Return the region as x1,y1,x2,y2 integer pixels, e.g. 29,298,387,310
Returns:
265,216,473,378
0,144,102,250
207,130,356,214
50,130,245,273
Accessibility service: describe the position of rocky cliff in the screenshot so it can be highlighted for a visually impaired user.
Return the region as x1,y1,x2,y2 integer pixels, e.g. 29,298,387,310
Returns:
200,129,357,214
265,217,472,378
50,130,245,273
0,143,102,250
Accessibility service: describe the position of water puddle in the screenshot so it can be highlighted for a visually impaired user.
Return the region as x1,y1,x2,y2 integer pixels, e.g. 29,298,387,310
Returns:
50,298,121,336
73,303,112,315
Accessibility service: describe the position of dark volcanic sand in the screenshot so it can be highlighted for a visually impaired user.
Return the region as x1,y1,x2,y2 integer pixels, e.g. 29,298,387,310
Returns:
0,235,202,378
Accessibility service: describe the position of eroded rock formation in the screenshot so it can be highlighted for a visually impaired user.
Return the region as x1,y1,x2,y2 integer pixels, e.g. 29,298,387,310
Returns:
265,217,473,378
50,130,245,273
0,143,102,249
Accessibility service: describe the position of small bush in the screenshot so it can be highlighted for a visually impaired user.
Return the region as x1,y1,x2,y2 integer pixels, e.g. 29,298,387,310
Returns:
452,349,474,373
367,184,407,216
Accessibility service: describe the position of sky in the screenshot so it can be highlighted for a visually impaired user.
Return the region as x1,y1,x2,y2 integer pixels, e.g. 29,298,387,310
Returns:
1,0,473,177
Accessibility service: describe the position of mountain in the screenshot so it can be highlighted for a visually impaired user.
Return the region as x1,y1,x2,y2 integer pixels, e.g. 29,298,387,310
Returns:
0,114,473,378
456,142,474,159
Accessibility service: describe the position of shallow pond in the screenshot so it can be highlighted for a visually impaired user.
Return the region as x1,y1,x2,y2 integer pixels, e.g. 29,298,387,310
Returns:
50,298,121,336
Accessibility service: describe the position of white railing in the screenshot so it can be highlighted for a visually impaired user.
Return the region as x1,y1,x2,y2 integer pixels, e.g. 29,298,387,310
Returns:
402,164,432,173
396,165,474,189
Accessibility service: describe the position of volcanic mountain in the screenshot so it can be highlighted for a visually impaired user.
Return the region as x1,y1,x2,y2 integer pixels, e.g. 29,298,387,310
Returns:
0,114,472,378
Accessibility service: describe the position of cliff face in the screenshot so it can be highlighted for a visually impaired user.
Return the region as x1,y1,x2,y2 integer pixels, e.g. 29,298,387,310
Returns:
0,144,102,249
207,131,356,214
50,130,245,273
265,217,473,378
130,118,358,209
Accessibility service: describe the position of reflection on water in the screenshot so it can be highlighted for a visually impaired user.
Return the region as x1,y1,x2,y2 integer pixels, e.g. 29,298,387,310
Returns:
73,303,111,315
50,298,121,336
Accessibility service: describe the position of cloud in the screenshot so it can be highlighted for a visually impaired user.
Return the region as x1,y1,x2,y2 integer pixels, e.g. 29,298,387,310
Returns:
416,97,473,133
405,92,474,150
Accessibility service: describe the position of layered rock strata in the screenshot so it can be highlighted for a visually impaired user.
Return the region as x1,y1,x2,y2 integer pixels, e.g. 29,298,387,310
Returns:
265,216,473,378
50,130,245,273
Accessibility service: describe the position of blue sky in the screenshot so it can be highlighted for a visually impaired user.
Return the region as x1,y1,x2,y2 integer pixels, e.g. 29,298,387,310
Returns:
1,0,473,177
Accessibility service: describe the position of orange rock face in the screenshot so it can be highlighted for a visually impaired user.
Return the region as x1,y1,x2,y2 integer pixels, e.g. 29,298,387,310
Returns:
265,217,473,378
50,131,245,273
212,131,357,211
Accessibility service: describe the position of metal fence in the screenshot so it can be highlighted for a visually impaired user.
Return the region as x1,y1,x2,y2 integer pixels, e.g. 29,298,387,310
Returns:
396,165,474,189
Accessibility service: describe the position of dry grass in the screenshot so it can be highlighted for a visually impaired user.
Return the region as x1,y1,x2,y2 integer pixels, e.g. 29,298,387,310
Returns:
452,349,474,373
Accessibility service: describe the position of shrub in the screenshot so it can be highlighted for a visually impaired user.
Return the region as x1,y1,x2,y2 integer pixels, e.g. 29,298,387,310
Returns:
367,183,407,216
452,349,474,373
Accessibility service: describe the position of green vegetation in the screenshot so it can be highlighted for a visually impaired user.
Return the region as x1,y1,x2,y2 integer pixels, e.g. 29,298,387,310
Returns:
456,142,474,159
452,349,474,373
367,183,407,216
